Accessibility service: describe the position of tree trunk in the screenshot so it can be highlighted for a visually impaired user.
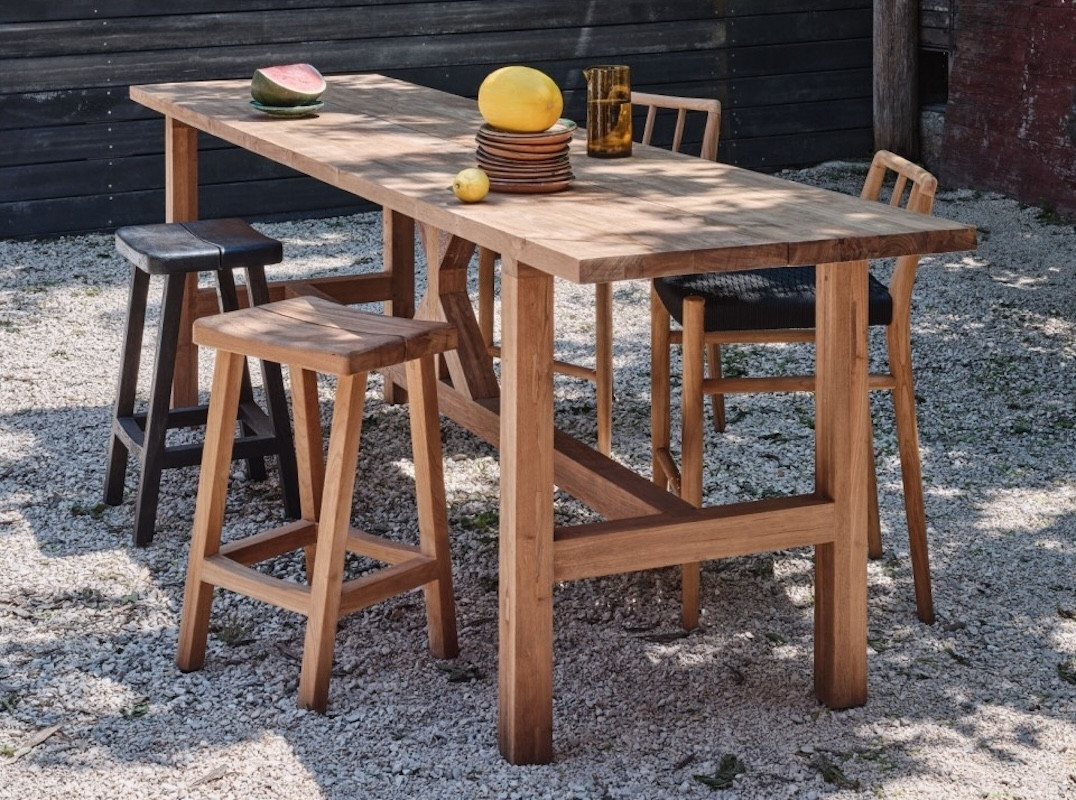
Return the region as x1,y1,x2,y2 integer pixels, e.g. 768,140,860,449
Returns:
874,0,919,159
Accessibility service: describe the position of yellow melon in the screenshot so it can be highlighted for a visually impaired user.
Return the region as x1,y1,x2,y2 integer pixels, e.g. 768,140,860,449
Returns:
477,66,563,133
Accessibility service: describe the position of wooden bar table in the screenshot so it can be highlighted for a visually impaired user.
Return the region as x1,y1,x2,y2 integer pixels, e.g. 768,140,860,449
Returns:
131,74,976,765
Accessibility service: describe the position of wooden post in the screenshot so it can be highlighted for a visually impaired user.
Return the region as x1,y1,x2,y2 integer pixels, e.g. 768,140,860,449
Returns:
874,0,919,159
165,117,201,407
382,209,415,404
812,261,869,709
497,258,555,765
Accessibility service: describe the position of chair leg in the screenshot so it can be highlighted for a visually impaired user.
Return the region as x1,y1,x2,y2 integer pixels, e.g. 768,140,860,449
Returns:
680,296,706,630
866,412,884,560
650,288,674,491
298,371,368,713
707,342,727,432
406,355,459,659
105,267,150,506
132,272,186,547
177,349,247,672
889,330,934,624
594,282,614,456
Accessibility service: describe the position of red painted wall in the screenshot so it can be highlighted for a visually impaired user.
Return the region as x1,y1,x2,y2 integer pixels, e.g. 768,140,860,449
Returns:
941,0,1076,217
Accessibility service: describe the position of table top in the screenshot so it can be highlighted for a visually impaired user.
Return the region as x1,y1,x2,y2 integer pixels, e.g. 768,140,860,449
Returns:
131,73,976,284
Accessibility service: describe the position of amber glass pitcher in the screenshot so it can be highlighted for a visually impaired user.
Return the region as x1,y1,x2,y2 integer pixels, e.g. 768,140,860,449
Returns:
584,65,632,158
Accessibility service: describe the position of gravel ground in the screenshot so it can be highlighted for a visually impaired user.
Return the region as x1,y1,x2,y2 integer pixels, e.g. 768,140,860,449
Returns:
1,162,1074,799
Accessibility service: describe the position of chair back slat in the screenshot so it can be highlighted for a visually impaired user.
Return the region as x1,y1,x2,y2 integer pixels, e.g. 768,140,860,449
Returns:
859,150,939,322
630,92,721,161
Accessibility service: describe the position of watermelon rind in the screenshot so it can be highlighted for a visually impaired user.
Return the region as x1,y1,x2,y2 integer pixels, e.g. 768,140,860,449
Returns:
250,64,326,107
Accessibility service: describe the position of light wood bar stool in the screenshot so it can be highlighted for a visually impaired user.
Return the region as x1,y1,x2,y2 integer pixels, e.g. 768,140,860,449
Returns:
176,296,459,712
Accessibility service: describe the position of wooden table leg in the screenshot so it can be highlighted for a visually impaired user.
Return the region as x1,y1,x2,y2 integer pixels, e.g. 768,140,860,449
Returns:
497,257,555,764
383,209,415,404
164,116,201,407
812,260,869,708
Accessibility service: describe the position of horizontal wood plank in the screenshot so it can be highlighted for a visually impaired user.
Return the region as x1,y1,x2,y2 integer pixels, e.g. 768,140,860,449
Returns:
3,1,879,237
553,495,837,581
0,1,715,58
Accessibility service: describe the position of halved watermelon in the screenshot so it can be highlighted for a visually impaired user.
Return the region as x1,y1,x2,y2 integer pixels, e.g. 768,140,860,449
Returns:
250,63,326,107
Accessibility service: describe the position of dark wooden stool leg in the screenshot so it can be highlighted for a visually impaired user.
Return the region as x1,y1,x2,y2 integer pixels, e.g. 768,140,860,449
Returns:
177,349,248,672
216,267,268,482
132,271,186,547
245,264,301,518
105,266,150,506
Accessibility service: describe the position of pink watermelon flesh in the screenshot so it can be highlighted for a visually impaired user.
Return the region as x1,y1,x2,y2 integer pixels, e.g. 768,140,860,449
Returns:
251,63,326,107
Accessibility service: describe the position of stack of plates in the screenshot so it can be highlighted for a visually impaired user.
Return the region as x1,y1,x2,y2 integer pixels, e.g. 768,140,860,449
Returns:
475,120,576,193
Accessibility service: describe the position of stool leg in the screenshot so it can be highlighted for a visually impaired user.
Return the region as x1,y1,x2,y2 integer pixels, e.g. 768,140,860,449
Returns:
177,349,247,672
405,356,459,659
105,266,150,506
291,367,325,578
216,267,267,482
132,271,186,547
298,371,367,713
245,264,301,519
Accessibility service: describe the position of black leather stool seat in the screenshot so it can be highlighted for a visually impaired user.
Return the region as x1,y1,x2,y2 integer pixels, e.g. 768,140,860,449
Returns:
105,218,299,546
653,265,894,331
115,218,283,275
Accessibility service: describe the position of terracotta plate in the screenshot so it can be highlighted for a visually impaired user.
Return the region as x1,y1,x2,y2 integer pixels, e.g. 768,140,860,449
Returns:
477,152,571,170
477,142,571,161
489,178,574,194
478,119,576,145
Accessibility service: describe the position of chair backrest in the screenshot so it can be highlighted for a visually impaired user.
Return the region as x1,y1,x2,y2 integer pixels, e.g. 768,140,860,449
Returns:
860,150,939,320
630,92,721,161
861,149,937,214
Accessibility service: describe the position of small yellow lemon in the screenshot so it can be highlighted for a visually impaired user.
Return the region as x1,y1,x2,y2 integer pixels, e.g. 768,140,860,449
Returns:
478,66,563,133
452,167,490,203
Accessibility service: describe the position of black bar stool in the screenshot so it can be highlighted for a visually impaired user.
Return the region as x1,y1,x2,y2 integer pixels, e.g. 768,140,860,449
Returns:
104,218,300,546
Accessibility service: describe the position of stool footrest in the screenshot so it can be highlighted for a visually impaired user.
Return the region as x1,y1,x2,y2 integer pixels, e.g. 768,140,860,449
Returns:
113,401,284,470
346,529,423,564
338,555,440,616
219,520,318,565
208,520,440,618
202,554,312,615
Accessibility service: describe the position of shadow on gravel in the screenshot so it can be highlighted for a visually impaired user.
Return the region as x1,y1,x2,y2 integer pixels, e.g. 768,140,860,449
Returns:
2,185,1074,795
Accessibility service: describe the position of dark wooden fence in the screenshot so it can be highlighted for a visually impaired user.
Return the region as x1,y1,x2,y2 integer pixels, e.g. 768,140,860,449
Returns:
0,1,872,239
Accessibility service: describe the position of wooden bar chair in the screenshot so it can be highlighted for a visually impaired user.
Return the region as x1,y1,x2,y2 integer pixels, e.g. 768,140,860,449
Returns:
104,219,300,546
477,93,721,456
177,296,459,712
651,150,939,625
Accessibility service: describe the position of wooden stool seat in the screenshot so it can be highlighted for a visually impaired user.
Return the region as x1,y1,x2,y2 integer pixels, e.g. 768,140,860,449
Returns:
177,296,460,712
104,218,300,546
